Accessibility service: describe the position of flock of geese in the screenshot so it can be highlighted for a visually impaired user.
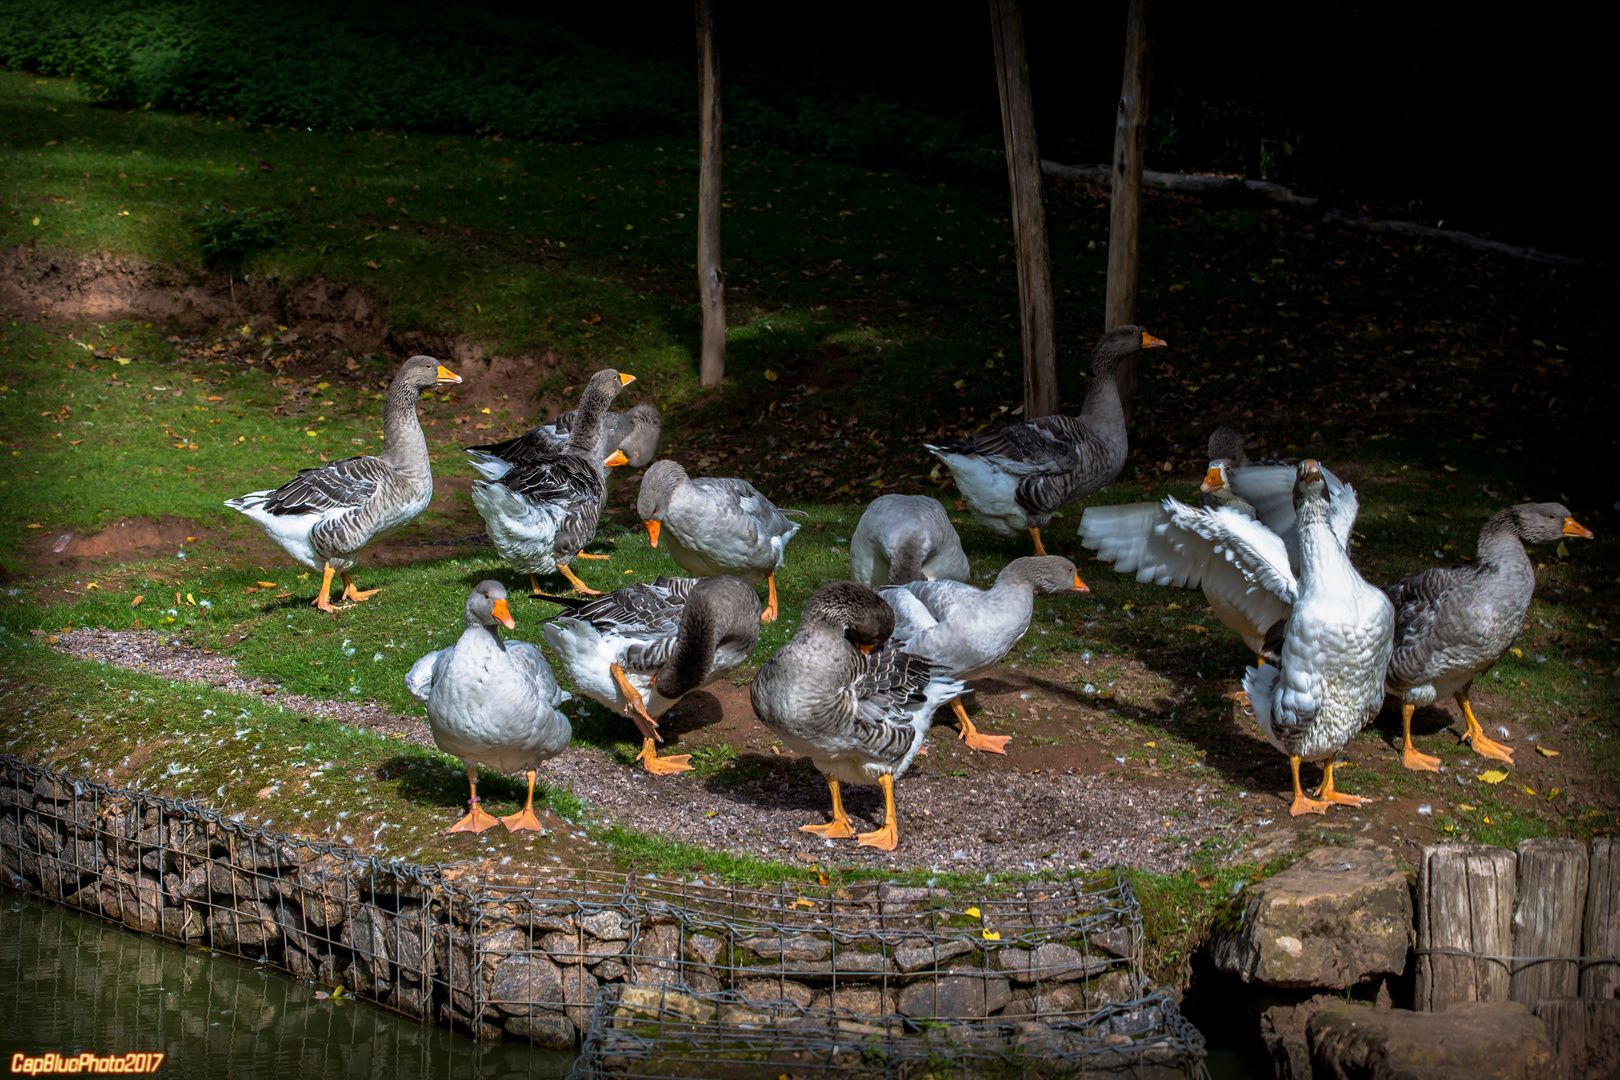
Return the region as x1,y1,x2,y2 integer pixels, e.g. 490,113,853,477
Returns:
226,327,1591,850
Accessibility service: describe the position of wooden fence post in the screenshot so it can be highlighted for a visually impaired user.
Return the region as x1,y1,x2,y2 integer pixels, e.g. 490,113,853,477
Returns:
988,0,1058,421
1416,843,1516,1011
1105,0,1152,424
1510,838,1590,1006
695,0,726,387
1583,838,1620,999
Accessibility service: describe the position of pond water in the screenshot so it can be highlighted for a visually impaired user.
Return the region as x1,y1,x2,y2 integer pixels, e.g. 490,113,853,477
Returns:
0,890,576,1079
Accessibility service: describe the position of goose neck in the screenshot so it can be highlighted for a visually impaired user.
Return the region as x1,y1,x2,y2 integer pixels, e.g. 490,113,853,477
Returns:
380,379,429,472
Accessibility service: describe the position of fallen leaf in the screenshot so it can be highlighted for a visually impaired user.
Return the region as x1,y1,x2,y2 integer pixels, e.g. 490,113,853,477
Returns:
256,581,278,589
703,810,717,818
817,872,830,886
85,582,99,590
964,906,981,918
1480,770,1508,784
185,593,196,606
26,523,41,529
1483,815,1494,824
1520,785,1537,796
1509,648,1523,658
1547,788,1562,801
114,358,131,365
793,898,814,910
1456,803,1475,811
1535,745,1560,758
131,595,144,607
764,369,778,382
1195,876,1214,890
981,930,1001,941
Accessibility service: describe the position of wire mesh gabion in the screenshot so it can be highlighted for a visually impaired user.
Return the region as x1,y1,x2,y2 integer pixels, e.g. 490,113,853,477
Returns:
567,983,1207,1080
0,754,1204,1075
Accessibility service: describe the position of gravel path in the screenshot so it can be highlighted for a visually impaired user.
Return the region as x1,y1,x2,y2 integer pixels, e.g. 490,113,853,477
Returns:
50,628,1243,874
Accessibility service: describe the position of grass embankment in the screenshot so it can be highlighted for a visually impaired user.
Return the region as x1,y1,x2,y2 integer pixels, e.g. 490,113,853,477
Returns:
0,69,1616,973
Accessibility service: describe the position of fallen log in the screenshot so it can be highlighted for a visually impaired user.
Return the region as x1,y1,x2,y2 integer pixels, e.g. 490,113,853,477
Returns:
1040,159,1585,267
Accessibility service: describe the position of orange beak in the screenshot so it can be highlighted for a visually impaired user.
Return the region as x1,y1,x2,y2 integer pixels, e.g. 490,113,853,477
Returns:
1072,573,1089,593
1141,332,1168,349
604,449,630,467
857,643,875,655
644,519,661,548
618,372,636,385
490,597,515,629
1300,459,1322,482
436,365,462,384
1201,467,1224,492
1563,517,1594,539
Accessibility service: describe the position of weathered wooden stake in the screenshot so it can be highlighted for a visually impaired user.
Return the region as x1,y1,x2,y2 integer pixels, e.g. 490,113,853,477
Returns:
695,0,726,387
1105,0,1152,423
1511,838,1590,1006
988,0,1058,420
1583,838,1620,998
1535,998,1620,1080
1416,843,1515,1011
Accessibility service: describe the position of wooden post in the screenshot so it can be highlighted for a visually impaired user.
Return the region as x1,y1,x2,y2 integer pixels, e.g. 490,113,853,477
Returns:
1510,838,1589,1006
1416,843,1516,1011
1583,838,1620,998
988,0,1058,421
1105,0,1151,424
695,0,725,387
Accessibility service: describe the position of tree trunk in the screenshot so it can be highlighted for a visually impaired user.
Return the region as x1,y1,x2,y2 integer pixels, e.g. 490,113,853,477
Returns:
987,0,1057,421
1105,0,1152,423
695,0,725,387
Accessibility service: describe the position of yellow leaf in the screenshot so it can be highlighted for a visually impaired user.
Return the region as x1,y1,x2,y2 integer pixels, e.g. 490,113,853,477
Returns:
1520,785,1537,796
115,357,132,365
1483,815,1494,824
1509,648,1523,659
307,430,319,437
1168,283,1185,293
764,369,778,382
317,382,330,390
85,582,99,590
185,593,196,605
982,930,1001,941
1480,770,1508,784
1547,788,1561,801
793,898,814,910
297,573,310,581
952,379,966,390
480,407,491,414
1535,745,1559,757
1457,803,1475,811
256,581,278,589
1144,741,1156,748
704,811,717,818
964,906,981,918
26,523,41,529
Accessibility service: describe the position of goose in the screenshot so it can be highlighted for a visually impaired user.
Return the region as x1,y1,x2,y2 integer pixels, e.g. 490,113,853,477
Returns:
878,556,1087,754
637,459,804,622
926,326,1166,557
470,370,633,596
469,402,662,473
406,581,572,833
849,494,971,587
227,354,460,613
1078,433,1357,660
749,582,964,851
1228,461,1391,816
1385,503,1592,771
540,575,761,775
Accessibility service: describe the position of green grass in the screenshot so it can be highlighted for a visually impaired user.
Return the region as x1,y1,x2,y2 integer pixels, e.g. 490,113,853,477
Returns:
0,66,1617,959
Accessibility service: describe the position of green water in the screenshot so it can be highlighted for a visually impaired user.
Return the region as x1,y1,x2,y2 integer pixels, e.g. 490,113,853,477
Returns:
0,891,576,1079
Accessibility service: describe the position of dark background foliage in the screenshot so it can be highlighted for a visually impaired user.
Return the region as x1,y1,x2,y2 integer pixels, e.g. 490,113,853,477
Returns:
0,0,1601,254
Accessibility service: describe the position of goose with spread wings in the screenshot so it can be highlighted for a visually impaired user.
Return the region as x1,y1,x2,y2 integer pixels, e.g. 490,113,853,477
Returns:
1078,431,1356,658
750,582,963,851
1385,503,1592,771
925,326,1165,557
227,354,461,613
540,574,761,775
470,369,633,596
1213,461,1391,816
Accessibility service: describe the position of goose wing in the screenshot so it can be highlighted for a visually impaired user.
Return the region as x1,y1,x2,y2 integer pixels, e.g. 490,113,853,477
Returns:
406,648,448,702
504,639,569,707
256,455,391,516
1226,463,1350,557
465,425,569,468
930,423,1080,475
1162,497,1298,606
1384,564,1479,690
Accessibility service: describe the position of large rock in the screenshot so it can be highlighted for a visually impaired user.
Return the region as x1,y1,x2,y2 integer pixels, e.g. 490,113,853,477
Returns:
1263,994,1343,1080
1212,842,1412,989
1308,1001,1555,1080
489,954,566,1017
993,942,1113,984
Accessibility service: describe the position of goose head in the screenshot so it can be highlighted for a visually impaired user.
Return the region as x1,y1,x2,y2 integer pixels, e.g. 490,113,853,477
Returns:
1292,459,1330,512
1000,555,1088,594
1090,325,1168,374
396,354,461,392
1510,502,1593,544
637,459,689,546
466,579,515,629
802,581,893,655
